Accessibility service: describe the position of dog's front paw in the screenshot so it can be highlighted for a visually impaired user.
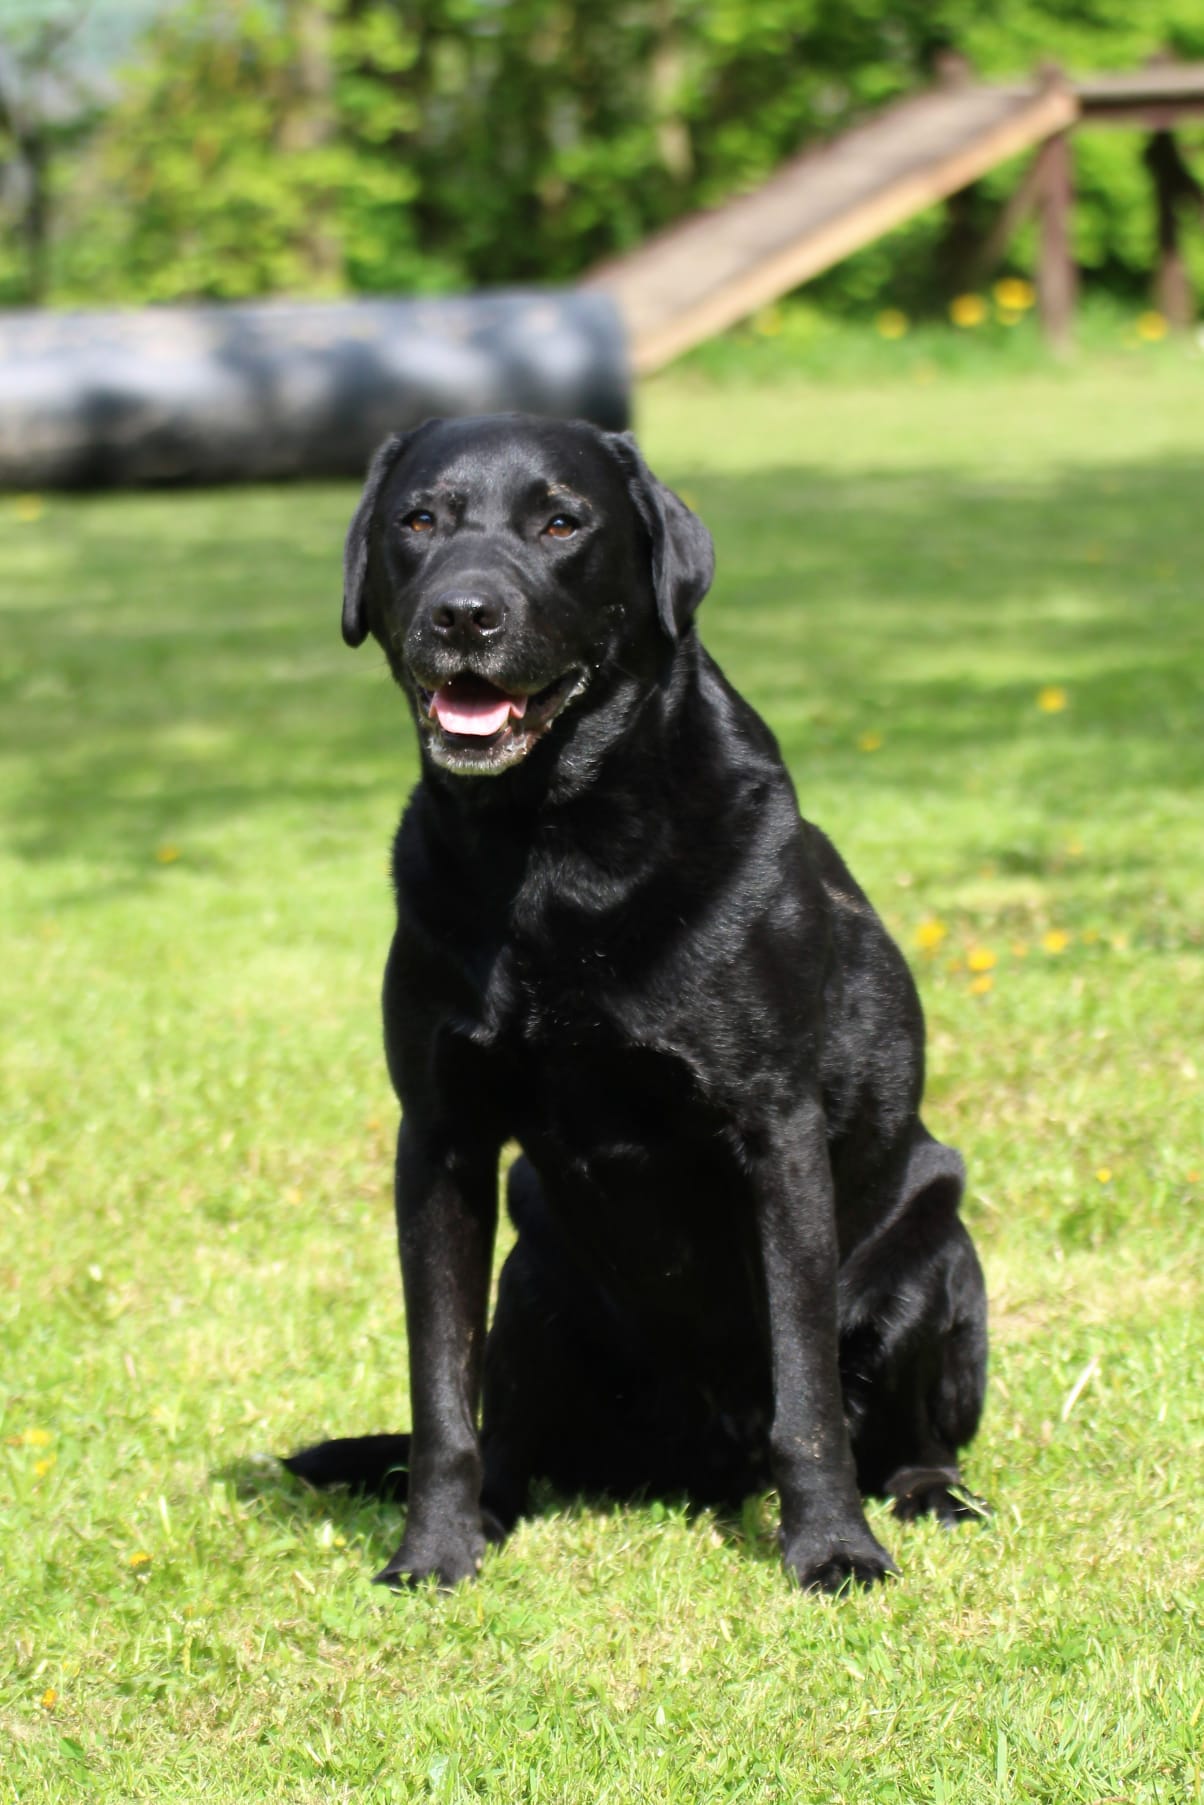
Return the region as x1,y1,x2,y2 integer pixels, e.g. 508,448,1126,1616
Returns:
373,1524,485,1591
781,1518,899,1593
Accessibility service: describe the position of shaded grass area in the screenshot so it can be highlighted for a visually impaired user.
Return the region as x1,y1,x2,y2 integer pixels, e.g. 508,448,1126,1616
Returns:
1,364,1201,1801
671,294,1201,386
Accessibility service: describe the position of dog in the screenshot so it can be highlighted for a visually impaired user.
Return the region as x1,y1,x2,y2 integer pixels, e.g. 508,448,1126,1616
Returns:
285,413,988,1592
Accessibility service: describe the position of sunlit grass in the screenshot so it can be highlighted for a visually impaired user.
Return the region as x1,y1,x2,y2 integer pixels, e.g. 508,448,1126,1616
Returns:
1,357,1201,1801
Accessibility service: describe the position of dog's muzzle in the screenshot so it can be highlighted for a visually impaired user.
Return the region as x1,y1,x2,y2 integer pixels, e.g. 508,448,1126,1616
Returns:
412,669,588,775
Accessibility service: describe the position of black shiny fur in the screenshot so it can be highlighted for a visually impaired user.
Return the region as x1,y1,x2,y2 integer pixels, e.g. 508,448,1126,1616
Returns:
285,415,988,1591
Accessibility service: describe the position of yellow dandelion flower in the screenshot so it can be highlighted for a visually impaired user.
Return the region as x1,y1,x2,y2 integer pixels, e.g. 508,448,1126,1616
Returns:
14,495,44,523
34,1455,56,1476
915,918,948,952
1096,1167,1112,1184
1037,686,1068,713
857,730,883,753
969,974,994,995
950,293,987,328
1135,311,1167,342
155,845,181,864
41,1688,57,1710
1042,929,1070,955
966,947,997,974
23,1427,53,1446
993,277,1035,312
129,1550,152,1568
876,309,909,340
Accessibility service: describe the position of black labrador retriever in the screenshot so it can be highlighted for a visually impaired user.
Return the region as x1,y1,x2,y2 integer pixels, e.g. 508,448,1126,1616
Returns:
286,414,988,1592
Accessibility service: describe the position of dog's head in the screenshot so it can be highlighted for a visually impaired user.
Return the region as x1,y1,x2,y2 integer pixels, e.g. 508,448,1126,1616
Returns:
341,415,714,777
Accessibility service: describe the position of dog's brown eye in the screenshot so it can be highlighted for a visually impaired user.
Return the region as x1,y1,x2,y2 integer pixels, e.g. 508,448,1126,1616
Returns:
543,515,577,540
402,510,435,533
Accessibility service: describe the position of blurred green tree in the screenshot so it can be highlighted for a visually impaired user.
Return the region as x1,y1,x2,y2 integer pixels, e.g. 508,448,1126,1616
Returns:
0,0,98,304
11,0,1204,314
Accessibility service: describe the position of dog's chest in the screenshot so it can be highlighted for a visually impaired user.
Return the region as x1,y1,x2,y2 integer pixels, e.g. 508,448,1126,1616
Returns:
480,1006,754,1331
422,888,765,1334
455,941,712,1156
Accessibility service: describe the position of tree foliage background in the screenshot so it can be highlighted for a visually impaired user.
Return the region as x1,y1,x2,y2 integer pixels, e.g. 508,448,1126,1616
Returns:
2,0,1204,313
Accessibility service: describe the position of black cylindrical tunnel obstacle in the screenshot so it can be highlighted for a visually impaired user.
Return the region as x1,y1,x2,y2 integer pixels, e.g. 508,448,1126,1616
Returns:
0,290,630,489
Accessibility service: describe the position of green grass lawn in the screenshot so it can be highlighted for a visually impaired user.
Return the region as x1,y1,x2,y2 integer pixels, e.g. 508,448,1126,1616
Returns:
2,356,1201,1803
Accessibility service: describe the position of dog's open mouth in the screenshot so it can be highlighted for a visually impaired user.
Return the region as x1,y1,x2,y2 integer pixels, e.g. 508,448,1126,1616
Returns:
414,670,586,773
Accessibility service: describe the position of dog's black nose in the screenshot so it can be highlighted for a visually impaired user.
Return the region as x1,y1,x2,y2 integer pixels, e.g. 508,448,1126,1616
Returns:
429,591,507,640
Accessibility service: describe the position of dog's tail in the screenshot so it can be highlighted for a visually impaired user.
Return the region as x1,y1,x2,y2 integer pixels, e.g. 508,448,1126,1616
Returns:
282,1433,412,1501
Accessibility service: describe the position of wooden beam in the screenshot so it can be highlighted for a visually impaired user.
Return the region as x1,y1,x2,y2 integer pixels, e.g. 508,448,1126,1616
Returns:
1076,100,1204,129
972,150,1045,282
1145,129,1201,328
1075,62,1204,127
1035,130,1076,353
610,83,1079,374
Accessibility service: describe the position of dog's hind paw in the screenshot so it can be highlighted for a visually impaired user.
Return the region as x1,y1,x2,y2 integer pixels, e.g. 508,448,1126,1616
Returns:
886,1465,991,1526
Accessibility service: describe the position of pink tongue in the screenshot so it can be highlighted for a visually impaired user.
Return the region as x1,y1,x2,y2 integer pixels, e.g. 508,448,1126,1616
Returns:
431,685,526,737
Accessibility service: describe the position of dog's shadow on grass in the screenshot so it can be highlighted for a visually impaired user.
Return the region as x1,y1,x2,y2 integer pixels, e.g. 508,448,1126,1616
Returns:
215,1453,785,1570
215,1452,402,1535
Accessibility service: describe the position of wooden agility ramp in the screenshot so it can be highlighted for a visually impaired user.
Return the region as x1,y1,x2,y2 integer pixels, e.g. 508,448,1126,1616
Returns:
585,77,1078,373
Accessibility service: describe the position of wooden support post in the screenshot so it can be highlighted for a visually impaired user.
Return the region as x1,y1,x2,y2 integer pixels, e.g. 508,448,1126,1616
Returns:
1035,129,1077,353
972,150,1044,284
1145,129,1198,328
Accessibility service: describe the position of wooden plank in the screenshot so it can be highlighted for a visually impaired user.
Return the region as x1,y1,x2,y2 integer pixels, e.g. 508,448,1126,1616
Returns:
1073,101,1204,128
587,81,1078,373
1075,62,1204,127
1075,64,1204,104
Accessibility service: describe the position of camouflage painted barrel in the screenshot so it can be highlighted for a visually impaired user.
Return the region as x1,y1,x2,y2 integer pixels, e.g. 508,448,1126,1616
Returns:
0,291,630,488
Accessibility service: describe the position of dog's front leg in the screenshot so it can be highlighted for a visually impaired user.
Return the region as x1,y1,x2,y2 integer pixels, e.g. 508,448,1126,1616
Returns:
375,1119,498,1589
753,1097,898,1591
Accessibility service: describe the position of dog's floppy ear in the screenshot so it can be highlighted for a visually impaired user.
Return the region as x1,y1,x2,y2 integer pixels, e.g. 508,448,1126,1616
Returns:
607,431,715,640
342,431,415,648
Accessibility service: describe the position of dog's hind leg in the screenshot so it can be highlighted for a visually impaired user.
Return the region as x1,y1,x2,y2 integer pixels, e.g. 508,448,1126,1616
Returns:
478,1156,624,1532
477,1239,554,1536
481,1155,722,1521
839,1131,989,1525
